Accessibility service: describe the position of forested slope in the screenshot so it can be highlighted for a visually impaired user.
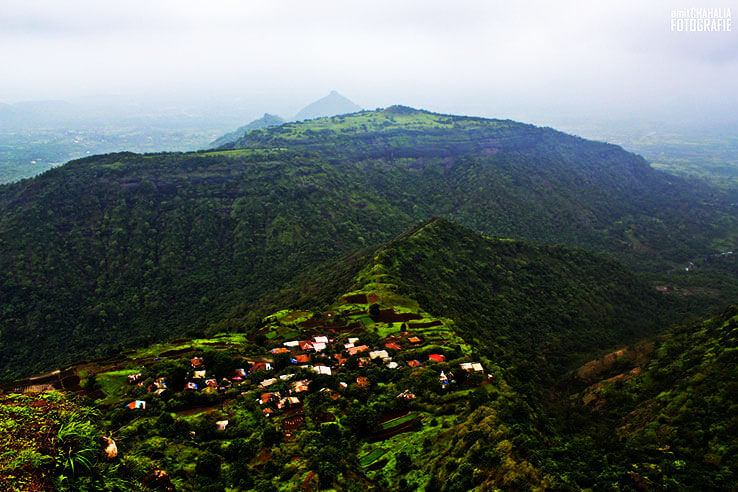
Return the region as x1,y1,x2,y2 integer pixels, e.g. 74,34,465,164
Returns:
1,107,735,380
370,218,675,375
543,305,738,489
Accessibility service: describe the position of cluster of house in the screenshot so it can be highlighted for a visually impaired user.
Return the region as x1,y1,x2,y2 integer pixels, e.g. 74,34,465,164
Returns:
123,332,490,411
269,334,433,372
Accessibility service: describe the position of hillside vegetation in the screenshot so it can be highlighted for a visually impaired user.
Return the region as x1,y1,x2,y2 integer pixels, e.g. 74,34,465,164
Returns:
544,305,738,489
1,107,736,380
1,220,736,490
369,219,675,375
0,392,134,491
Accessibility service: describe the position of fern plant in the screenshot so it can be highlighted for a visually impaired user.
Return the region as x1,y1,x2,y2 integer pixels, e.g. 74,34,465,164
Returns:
55,413,99,478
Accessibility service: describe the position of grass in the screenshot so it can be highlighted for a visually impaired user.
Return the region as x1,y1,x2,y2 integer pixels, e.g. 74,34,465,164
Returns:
373,323,402,338
128,333,251,360
250,107,505,143
198,148,290,159
96,369,140,404
360,412,453,483
380,413,417,430
359,448,387,467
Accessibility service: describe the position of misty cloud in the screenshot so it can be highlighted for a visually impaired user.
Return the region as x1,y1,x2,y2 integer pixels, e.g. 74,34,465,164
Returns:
1,0,736,124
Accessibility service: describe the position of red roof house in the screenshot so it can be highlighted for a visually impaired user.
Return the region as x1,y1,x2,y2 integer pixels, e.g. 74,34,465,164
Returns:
252,362,272,372
347,345,369,356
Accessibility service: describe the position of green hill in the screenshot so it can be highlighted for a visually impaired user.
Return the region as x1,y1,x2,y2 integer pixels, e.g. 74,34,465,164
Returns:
0,107,736,380
366,218,674,375
225,106,737,266
1,218,702,491
209,113,285,148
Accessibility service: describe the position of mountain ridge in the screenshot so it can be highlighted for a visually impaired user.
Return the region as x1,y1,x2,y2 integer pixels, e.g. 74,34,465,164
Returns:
0,107,735,381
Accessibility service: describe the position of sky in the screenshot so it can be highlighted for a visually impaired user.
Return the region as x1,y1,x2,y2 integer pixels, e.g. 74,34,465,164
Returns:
2,0,737,125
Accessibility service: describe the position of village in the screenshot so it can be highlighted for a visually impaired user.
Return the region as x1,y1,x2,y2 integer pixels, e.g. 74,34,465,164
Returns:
122,317,492,437
2,284,505,489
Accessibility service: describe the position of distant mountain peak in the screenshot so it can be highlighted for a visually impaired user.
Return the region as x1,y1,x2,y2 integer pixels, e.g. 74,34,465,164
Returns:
294,91,362,121
209,112,285,148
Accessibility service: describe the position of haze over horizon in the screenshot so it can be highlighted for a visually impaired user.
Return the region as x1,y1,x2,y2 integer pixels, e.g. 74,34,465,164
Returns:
2,0,737,128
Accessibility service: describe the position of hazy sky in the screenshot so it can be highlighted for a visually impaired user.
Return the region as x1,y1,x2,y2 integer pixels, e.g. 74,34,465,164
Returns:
2,0,737,123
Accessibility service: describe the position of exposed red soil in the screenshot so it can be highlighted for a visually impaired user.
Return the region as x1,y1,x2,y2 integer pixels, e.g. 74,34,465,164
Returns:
343,294,368,304
367,417,419,443
408,320,442,328
302,471,317,491
0,395,75,491
378,411,410,424
282,405,305,417
366,458,389,471
251,448,272,466
158,347,194,358
175,404,221,416
60,374,81,391
299,318,329,329
371,309,423,323
327,324,360,334
581,367,643,409
131,357,155,364
282,414,306,431
576,342,653,383
312,412,336,423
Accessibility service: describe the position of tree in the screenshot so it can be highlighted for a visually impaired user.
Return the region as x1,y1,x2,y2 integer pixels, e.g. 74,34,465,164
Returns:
395,451,411,474
82,373,100,391
318,462,340,488
343,405,379,436
195,451,222,477
261,425,282,446
369,303,381,317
